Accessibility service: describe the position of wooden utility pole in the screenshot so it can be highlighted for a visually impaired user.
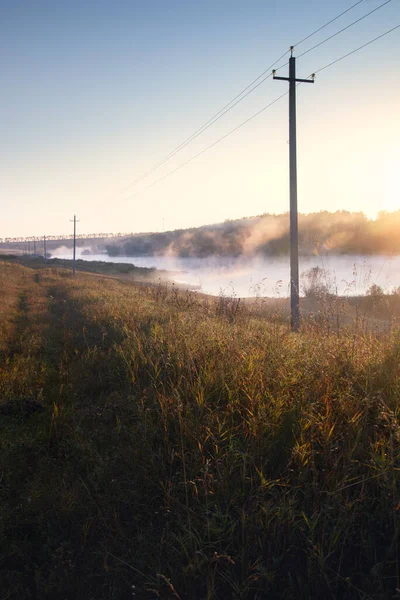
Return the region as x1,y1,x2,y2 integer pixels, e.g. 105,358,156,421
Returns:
43,235,47,260
70,215,79,275
273,48,315,332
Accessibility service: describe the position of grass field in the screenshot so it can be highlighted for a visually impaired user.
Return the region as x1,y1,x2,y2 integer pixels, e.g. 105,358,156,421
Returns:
0,260,399,599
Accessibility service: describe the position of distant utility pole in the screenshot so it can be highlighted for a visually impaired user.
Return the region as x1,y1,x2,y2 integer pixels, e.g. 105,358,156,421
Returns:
33,239,36,255
273,48,315,332
43,235,47,260
70,215,79,275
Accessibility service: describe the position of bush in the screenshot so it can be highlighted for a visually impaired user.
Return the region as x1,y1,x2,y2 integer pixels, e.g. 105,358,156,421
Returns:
301,266,332,298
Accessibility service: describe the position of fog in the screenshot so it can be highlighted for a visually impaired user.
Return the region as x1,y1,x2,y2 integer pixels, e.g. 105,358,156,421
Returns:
52,247,400,298
103,211,400,259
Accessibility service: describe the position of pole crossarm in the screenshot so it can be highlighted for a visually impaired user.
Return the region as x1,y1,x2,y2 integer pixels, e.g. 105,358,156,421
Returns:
273,76,314,84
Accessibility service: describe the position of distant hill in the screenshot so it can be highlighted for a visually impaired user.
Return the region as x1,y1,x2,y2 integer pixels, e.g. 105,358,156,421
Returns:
106,210,400,258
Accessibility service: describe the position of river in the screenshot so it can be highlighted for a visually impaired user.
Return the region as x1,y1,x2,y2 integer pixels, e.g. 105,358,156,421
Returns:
51,247,400,298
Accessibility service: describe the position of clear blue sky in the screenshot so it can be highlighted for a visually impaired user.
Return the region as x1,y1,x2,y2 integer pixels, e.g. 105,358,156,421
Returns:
1,0,399,236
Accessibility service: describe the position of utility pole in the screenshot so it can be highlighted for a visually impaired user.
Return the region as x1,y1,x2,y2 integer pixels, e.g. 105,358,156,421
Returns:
43,235,47,261
70,215,79,275
273,48,315,332
33,239,36,255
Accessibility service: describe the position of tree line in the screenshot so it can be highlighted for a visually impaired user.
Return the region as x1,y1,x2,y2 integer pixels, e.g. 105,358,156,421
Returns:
106,210,400,258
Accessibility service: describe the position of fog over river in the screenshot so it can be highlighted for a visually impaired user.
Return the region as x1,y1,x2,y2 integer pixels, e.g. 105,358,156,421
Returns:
52,248,400,298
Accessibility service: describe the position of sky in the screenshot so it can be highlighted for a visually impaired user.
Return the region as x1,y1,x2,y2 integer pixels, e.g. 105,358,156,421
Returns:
1,0,399,237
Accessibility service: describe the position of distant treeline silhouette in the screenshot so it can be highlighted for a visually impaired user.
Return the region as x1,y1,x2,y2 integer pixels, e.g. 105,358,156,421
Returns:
106,210,400,258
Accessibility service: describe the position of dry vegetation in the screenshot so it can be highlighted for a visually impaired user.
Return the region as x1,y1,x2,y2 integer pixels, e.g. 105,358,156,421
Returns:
0,261,399,599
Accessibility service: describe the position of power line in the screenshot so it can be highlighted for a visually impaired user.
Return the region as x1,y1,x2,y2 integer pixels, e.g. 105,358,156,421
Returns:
140,0,367,184
118,52,288,194
297,0,393,60
126,24,399,201
177,0,393,145
273,53,315,332
117,0,369,195
293,0,365,47
312,23,400,76
126,91,289,199
70,215,80,276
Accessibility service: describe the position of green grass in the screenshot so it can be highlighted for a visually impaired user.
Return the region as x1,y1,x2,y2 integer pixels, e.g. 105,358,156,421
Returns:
0,261,399,599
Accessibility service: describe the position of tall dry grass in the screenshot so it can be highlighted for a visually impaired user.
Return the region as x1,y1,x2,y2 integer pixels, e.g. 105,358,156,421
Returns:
0,262,399,599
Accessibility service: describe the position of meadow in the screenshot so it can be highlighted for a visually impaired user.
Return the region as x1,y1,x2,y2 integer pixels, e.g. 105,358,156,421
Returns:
0,259,399,599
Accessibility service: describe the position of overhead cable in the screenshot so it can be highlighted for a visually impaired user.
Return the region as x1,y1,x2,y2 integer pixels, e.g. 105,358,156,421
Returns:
126,24,399,200
118,0,371,194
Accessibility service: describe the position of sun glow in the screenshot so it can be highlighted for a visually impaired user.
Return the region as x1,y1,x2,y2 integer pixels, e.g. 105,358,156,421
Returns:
384,159,399,214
